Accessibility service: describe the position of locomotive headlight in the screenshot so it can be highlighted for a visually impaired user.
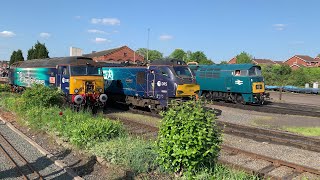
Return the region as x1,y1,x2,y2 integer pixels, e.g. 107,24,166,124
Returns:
74,88,79,94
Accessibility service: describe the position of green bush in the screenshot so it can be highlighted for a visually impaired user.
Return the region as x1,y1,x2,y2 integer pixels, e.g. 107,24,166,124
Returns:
91,137,158,174
0,92,125,149
21,84,64,107
157,100,223,176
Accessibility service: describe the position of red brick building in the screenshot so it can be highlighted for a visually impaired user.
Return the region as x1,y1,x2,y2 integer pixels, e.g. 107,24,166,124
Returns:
283,55,320,70
84,46,144,64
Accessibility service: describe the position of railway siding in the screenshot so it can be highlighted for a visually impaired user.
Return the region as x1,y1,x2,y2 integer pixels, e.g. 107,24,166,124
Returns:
0,118,77,180
106,108,320,179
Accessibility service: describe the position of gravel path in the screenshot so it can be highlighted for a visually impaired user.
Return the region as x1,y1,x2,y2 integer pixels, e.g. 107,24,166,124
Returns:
211,104,320,129
268,91,320,106
0,123,73,180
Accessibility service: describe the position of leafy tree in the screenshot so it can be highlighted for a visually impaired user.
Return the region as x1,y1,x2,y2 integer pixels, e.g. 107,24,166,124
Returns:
9,51,17,65
27,41,49,60
235,52,252,64
9,49,24,65
220,61,228,64
318,54,320,58
136,48,163,62
189,51,207,63
16,49,24,62
170,49,186,60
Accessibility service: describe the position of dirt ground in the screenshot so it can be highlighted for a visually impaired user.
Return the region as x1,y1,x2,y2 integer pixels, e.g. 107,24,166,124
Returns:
268,91,320,106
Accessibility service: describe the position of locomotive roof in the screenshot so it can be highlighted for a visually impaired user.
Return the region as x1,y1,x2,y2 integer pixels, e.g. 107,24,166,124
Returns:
198,63,260,71
151,59,187,66
10,56,99,68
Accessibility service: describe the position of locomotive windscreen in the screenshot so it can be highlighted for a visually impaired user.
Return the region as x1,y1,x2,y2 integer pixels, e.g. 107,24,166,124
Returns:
70,66,102,76
173,66,193,78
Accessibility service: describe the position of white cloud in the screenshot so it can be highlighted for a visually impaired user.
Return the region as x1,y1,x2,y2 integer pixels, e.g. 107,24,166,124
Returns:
93,37,111,43
87,29,108,34
159,34,173,41
273,24,287,31
39,32,51,38
91,18,120,25
74,15,81,19
0,31,16,38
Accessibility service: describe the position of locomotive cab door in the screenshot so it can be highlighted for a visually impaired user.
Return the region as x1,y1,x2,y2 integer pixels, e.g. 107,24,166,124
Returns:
146,67,168,100
56,66,70,95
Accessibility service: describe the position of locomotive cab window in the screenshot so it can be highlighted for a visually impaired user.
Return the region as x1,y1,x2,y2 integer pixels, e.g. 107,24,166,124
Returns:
248,66,262,76
58,66,69,75
158,67,171,78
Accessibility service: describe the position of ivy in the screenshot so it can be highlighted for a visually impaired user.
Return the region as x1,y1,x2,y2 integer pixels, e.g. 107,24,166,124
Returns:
156,100,223,176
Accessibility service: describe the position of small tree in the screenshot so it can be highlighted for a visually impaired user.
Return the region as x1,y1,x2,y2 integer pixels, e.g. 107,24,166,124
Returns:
9,51,17,65
220,61,228,64
136,48,163,62
170,49,186,60
9,49,24,65
236,52,252,64
157,100,222,176
189,51,207,63
27,41,49,60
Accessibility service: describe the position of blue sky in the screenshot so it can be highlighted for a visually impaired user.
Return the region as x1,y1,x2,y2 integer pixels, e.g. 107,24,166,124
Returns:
0,0,319,63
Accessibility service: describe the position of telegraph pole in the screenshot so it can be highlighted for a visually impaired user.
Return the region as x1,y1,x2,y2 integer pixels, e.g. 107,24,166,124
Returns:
146,28,150,63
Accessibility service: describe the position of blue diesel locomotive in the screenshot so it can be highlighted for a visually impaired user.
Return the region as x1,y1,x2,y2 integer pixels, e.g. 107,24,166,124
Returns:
190,63,267,104
101,59,200,112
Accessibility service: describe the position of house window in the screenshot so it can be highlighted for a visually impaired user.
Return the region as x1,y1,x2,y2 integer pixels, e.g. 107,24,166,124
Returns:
124,52,127,57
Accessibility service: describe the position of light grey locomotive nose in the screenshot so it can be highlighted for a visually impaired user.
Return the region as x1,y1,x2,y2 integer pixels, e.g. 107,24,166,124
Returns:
99,94,108,103
74,95,84,104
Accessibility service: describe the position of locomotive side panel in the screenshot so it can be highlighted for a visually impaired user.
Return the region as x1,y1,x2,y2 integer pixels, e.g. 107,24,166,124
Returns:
10,67,57,88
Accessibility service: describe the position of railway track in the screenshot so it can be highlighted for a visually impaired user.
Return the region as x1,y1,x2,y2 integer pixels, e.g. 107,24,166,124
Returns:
0,131,43,180
106,108,320,179
220,145,320,179
210,101,320,117
219,121,320,153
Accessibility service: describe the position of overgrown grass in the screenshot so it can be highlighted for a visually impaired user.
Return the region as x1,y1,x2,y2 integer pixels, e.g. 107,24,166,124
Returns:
0,89,125,148
284,127,320,137
90,137,158,174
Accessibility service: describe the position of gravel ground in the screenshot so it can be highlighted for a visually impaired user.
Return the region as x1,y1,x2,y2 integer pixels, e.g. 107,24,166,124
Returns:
210,104,320,130
268,91,320,106
0,123,72,180
223,134,320,170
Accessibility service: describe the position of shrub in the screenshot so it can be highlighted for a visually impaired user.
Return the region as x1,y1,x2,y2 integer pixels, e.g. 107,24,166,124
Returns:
21,84,63,107
0,84,11,92
157,100,223,176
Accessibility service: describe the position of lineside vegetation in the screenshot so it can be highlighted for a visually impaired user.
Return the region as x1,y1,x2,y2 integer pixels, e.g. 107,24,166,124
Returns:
0,84,258,179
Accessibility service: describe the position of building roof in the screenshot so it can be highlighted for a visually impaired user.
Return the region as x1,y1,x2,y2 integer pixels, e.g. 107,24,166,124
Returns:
252,58,276,65
295,55,317,62
315,56,320,61
83,46,126,58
